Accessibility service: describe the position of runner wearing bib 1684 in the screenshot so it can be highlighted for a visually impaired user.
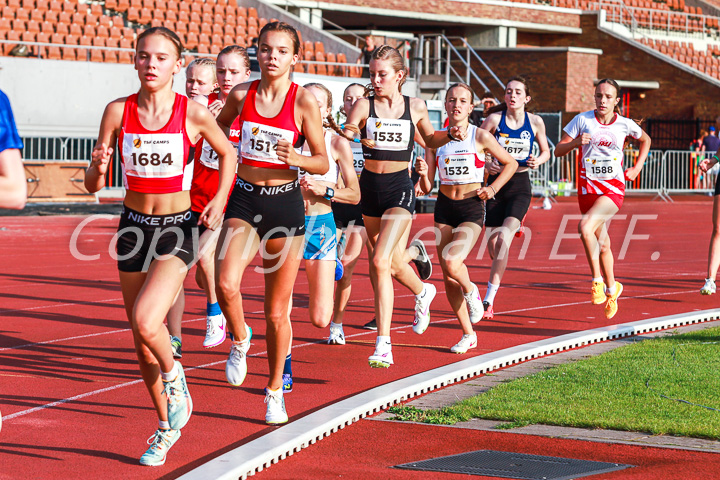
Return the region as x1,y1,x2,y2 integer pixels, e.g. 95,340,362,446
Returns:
555,78,651,320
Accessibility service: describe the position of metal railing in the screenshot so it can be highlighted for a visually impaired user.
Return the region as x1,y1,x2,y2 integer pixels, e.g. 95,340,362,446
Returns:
414,34,505,101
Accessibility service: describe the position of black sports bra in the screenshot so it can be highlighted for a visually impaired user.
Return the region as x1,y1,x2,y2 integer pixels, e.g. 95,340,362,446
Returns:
361,95,416,162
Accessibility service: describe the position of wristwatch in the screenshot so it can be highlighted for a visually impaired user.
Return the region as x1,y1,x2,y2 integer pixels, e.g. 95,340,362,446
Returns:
323,186,335,200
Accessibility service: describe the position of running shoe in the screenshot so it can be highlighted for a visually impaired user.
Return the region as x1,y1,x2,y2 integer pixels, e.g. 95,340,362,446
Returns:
265,387,288,425
203,312,227,348
162,362,192,430
604,282,624,319
463,284,484,324
139,428,181,466
591,281,607,305
368,343,393,368
450,333,478,354
334,258,344,281
282,373,293,394
701,278,716,295
328,322,346,345
481,301,494,320
410,239,433,280
363,318,377,330
413,283,437,334
226,325,252,386
169,335,182,359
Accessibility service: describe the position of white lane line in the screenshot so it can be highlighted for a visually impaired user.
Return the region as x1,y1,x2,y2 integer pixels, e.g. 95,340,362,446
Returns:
0,288,698,422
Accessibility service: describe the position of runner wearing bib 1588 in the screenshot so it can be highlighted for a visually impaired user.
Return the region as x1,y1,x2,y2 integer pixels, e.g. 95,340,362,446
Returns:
480,76,550,321
419,83,517,355
555,78,651,320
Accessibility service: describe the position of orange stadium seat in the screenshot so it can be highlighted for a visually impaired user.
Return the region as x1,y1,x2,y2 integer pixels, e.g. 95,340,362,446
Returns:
258,17,268,29
97,25,110,38
142,0,154,9
44,10,58,22
200,23,212,35
150,19,162,27
16,7,29,20
119,50,132,63
237,6,247,18
110,26,122,39
7,0,19,7
117,0,130,12
4,31,20,55
90,3,102,16
314,41,324,54
51,32,64,43
55,21,68,34
106,36,119,48
41,20,54,34
212,23,223,36
233,34,245,47
127,6,139,22
223,33,233,46
31,10,44,23
248,26,257,38
47,45,62,59
49,0,61,12
247,16,258,29
178,10,189,22
337,52,348,76
198,43,209,54
175,21,188,34
61,1,75,14
326,52,337,75
178,1,189,14
105,50,119,63
211,44,220,54
202,3,212,16
186,31,198,49
190,2,200,14
0,18,9,34
83,24,96,37
167,0,178,11
248,7,257,18
138,8,151,24
166,10,177,22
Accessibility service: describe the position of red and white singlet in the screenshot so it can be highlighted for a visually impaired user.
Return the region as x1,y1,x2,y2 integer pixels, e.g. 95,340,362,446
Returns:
118,93,194,194
563,110,642,196
435,124,485,185
190,92,240,212
238,80,305,170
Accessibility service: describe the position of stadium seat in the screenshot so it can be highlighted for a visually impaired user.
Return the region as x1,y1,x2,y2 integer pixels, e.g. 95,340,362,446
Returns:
185,32,198,49
178,10,189,23
62,45,77,60
4,31,19,55
211,44,220,54
198,43,209,54
223,33,233,46
97,25,110,38
83,24,96,37
139,8,151,24
116,0,130,12
234,33,246,47
127,7,139,22
175,21,188,34
105,50,119,63
49,0,61,13
16,7,29,21
142,0,154,9
200,23,212,36
119,50,132,63
248,7,257,18
47,45,62,59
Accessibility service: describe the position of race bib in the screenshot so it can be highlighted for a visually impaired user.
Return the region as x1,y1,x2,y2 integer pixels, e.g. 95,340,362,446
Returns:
240,121,294,166
499,136,531,160
584,156,619,180
440,153,483,184
122,133,183,178
365,118,411,151
352,145,364,174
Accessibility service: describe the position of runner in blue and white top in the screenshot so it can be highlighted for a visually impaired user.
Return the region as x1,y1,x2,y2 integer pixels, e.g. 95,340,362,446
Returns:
419,83,517,354
480,76,550,321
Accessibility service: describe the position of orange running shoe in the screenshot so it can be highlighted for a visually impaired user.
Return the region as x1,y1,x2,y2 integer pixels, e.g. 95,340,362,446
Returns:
605,282,623,319
591,281,607,305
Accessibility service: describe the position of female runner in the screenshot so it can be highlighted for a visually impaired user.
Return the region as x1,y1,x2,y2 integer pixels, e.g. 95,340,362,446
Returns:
166,56,219,359
480,76,550,320
85,27,235,465
343,45,466,368
419,83,517,353
190,46,251,349
555,78,650,319
700,149,720,295
214,22,328,424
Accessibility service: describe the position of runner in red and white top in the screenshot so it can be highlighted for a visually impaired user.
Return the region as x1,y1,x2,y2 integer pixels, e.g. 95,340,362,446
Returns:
189,46,251,351
85,27,235,466
555,78,651,320
214,22,328,425
165,56,219,362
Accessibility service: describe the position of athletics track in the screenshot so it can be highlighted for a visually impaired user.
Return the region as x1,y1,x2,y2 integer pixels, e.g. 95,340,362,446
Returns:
0,196,718,480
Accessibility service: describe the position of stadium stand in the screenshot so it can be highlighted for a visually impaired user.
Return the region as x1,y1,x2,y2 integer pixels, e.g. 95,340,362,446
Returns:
0,0,360,76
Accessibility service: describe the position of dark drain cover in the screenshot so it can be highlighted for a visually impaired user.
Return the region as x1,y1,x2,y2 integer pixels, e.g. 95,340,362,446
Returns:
394,450,633,480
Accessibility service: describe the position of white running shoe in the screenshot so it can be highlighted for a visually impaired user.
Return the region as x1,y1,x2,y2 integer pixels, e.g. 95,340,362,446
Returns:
413,283,437,334
226,325,252,386
463,284,483,324
203,312,227,348
368,338,393,368
139,428,181,466
162,362,192,430
328,323,345,345
264,387,288,425
450,333,478,354
701,278,716,295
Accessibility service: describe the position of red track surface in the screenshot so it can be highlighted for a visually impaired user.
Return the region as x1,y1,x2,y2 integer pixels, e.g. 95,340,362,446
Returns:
0,197,717,480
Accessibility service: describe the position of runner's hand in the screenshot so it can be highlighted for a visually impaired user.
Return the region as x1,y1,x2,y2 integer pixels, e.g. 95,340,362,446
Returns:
276,139,299,167
90,143,113,175
415,156,428,177
208,99,224,117
486,158,502,175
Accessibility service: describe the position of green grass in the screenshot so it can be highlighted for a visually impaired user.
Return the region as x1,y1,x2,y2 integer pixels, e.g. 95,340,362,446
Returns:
388,327,720,439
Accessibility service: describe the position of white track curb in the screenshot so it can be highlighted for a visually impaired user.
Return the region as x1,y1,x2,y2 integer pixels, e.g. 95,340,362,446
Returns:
177,309,720,480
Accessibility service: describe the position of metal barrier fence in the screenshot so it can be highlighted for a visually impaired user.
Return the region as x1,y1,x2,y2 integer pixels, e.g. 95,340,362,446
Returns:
20,136,719,197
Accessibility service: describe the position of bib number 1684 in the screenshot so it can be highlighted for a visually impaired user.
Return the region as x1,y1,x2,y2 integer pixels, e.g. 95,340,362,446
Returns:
131,152,173,166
